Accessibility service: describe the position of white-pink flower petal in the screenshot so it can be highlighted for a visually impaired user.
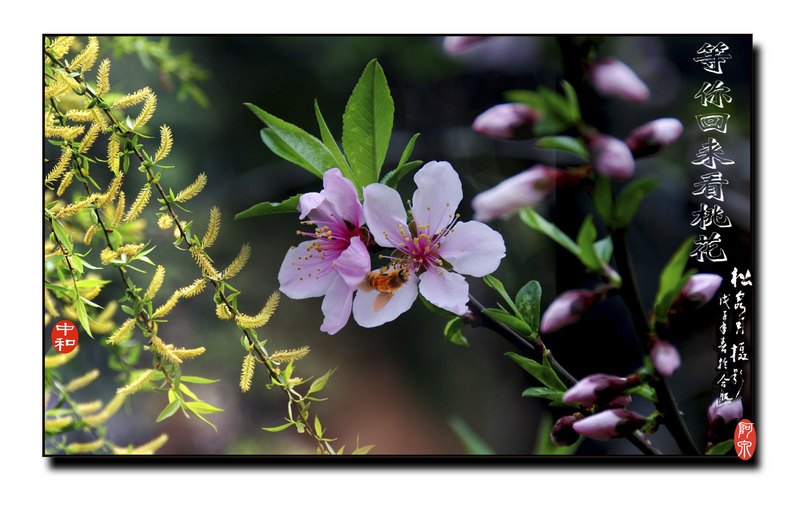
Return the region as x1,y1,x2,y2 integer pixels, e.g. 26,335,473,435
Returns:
363,183,410,249
332,236,370,289
321,168,363,226
411,161,463,236
278,240,337,299
419,268,469,316
353,275,419,328
438,221,505,277
320,275,354,335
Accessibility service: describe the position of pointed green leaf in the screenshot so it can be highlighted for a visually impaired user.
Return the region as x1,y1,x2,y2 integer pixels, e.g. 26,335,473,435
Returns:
380,160,423,189
263,422,294,433
593,175,614,225
308,369,335,395
482,275,523,318
342,59,395,186
185,401,224,414
444,317,469,347
156,400,181,422
449,417,495,455
180,376,220,384
245,103,338,177
706,439,734,455
576,215,602,272
505,352,566,391
74,297,93,338
483,308,532,337
535,136,588,159
313,100,353,179
614,176,660,227
560,80,581,123
352,444,375,455
515,280,542,336
520,208,581,257
521,387,564,401
235,194,301,220
654,236,696,322
594,236,614,264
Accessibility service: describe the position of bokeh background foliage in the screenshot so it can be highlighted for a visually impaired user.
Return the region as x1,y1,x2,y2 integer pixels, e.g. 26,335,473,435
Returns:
44,35,751,455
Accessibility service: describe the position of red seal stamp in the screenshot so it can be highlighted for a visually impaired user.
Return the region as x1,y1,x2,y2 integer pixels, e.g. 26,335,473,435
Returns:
734,418,756,461
51,319,79,354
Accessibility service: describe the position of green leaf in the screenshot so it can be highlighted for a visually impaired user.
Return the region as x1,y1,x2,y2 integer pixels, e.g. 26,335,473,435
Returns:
515,280,542,336
342,59,395,186
521,387,564,401
505,352,566,391
186,401,224,414
594,237,614,264
482,275,523,318
180,376,220,384
593,175,614,225
419,294,454,318
314,415,323,438
234,194,301,220
449,417,495,455
74,297,93,338
706,439,734,455
380,160,422,189
614,176,660,228
539,87,573,123
576,215,603,272
653,236,696,322
352,444,375,455
51,220,72,253
156,400,181,422
313,99,352,179
245,103,338,178
308,369,335,395
484,308,532,337
627,384,658,402
560,80,581,123
444,317,469,347
263,422,294,433
395,133,419,171
519,208,581,258
535,136,588,159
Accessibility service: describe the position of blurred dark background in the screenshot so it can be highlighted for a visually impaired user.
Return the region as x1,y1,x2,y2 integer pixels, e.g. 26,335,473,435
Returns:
47,35,752,455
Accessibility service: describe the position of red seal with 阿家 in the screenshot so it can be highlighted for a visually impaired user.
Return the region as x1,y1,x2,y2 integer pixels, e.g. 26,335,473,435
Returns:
51,319,79,354
734,418,756,461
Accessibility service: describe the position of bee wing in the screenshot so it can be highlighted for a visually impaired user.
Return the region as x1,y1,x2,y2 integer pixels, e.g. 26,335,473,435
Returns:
372,292,393,312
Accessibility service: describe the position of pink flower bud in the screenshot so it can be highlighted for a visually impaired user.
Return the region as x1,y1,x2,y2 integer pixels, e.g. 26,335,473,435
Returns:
540,289,599,334
472,103,539,140
589,58,650,103
443,36,490,55
590,135,635,180
650,339,681,377
551,413,582,446
573,409,647,440
679,273,723,308
625,118,684,158
471,165,559,222
708,397,743,426
563,373,630,408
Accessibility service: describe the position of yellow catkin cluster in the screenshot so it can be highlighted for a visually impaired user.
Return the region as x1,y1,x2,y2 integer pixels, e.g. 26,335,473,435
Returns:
112,434,169,455
45,146,72,185
178,278,207,298
75,400,103,415
65,369,100,392
107,318,135,345
235,291,280,329
112,87,154,109
83,224,97,245
157,214,174,230
66,439,105,454
84,394,126,427
173,221,188,239
222,244,251,279
65,109,95,123
98,172,123,208
55,193,101,219
145,265,166,301
69,36,99,71
134,93,157,128
190,247,220,280
148,335,183,365
56,171,74,196
111,191,126,228
45,124,85,141
96,58,111,95
44,70,80,99
49,36,75,59
216,303,233,320
202,207,221,249
44,346,80,369
154,125,173,162
240,353,255,393
175,173,207,202
270,346,311,363
171,347,206,360
100,247,118,264
44,417,74,432
287,377,304,388
107,137,120,173
78,123,102,154
124,184,152,222
116,369,155,396
118,243,145,259
153,290,182,318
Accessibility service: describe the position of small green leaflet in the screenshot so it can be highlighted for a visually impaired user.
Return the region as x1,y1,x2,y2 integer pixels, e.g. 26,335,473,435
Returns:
235,194,301,220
